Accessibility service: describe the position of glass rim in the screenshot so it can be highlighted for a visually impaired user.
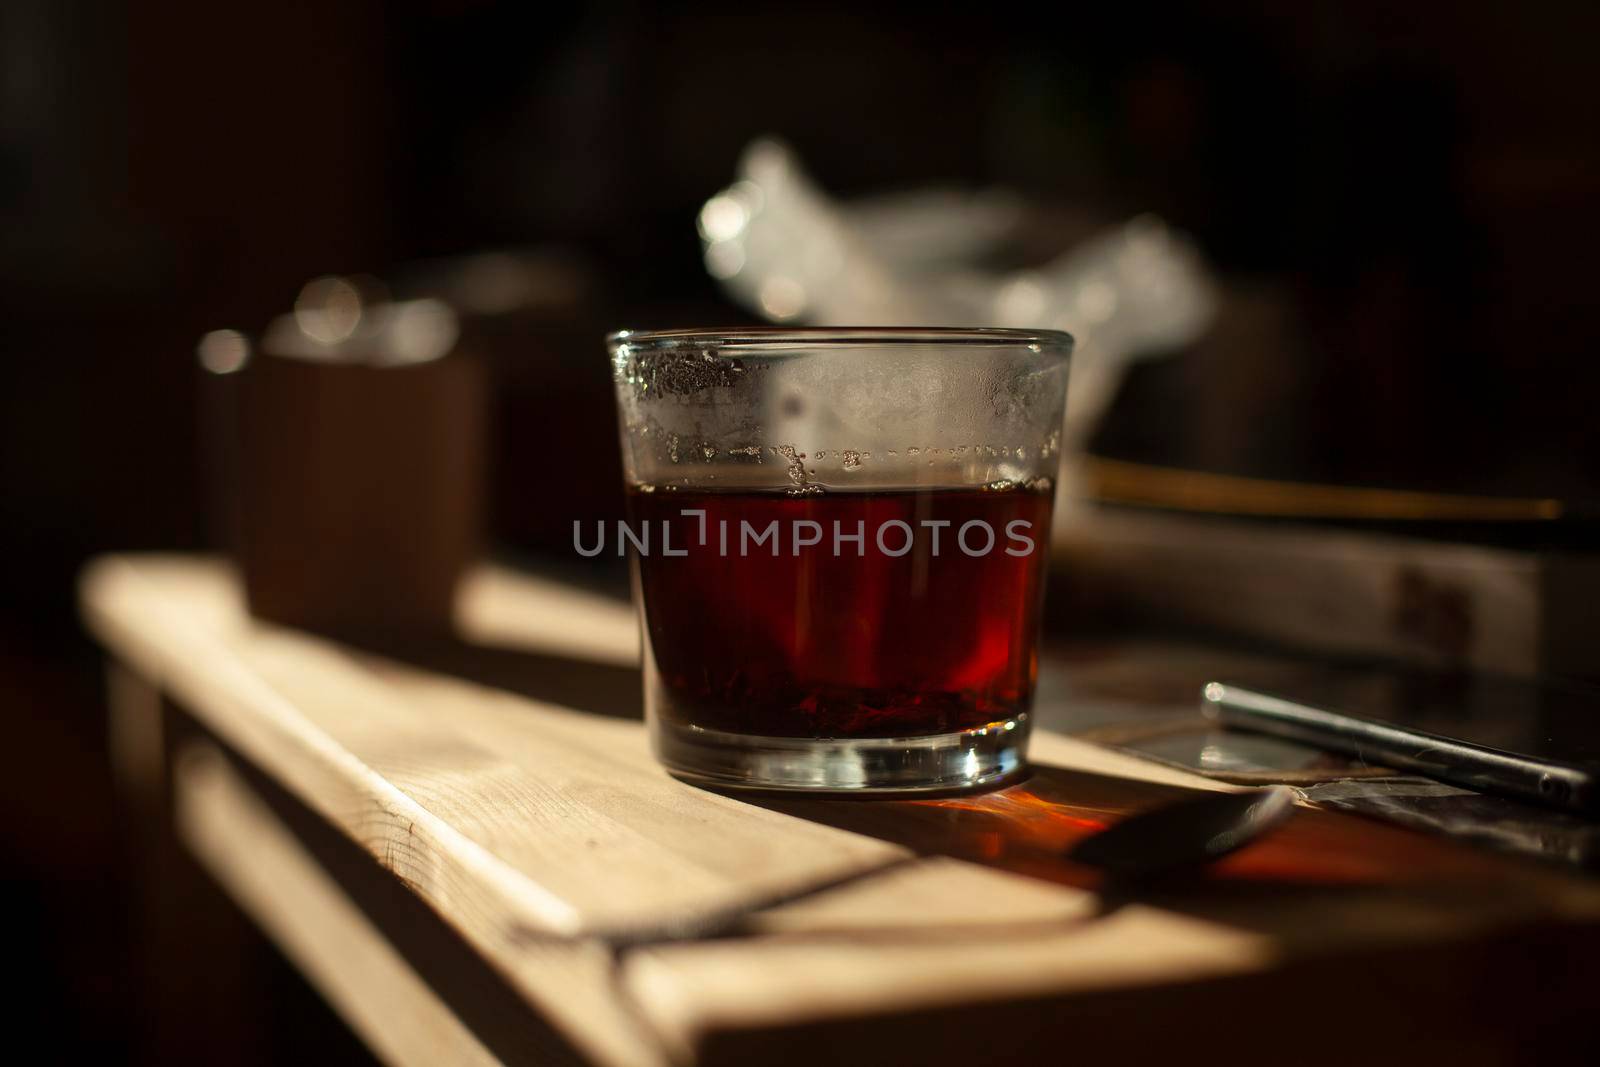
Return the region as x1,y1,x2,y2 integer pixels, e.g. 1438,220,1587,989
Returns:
607,326,1073,356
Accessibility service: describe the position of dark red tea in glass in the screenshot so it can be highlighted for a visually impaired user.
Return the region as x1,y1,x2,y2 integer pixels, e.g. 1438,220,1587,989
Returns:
609,329,1072,792
630,487,1052,739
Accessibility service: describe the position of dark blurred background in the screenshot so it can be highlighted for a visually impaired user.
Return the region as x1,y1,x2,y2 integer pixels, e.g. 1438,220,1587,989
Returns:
3,1,1598,1061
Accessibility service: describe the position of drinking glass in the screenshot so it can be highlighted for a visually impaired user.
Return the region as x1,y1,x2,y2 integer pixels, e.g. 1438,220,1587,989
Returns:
607,327,1071,792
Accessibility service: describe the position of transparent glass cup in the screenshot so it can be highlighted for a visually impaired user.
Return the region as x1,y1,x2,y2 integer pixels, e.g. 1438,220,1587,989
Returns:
607,328,1072,793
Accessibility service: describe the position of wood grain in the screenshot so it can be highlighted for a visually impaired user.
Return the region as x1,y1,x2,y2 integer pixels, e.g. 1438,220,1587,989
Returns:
176,741,507,1067
83,556,908,936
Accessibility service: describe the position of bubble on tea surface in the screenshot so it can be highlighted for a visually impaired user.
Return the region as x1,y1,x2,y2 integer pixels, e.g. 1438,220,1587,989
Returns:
841,449,865,470
771,444,807,485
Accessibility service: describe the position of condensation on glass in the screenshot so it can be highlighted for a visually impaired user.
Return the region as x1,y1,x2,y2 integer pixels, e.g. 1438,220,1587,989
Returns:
609,328,1072,793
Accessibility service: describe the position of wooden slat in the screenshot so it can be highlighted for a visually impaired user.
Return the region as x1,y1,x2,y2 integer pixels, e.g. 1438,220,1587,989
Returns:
352,661,909,934
625,832,1597,1062
748,856,1098,935
624,905,1273,1065
456,565,640,667
1052,502,1564,676
81,558,674,1066
175,741,507,1067
82,557,907,939
622,794,1600,1065
621,913,1596,1067
84,554,1600,1067
442,564,1600,1060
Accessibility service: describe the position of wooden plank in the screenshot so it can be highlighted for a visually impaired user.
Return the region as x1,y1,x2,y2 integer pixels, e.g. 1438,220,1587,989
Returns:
175,741,507,1067
108,669,288,1064
624,827,1600,1066
622,768,1600,1064
624,905,1274,1066
351,660,910,934
748,856,1097,935
83,559,663,1066
622,913,1598,1067
82,557,906,937
456,565,640,668
1054,503,1552,675
80,555,922,1063
84,553,1600,1067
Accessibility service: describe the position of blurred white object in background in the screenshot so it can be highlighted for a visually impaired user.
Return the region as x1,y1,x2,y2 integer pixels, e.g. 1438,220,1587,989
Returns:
698,138,1219,507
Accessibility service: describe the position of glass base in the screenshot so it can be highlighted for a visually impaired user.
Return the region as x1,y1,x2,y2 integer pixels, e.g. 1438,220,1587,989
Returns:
652,714,1030,794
